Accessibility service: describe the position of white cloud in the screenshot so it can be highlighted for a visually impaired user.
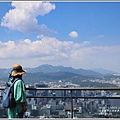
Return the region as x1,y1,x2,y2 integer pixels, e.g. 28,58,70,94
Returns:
37,24,54,38
0,37,84,59
95,35,105,39
97,35,104,38
69,31,78,38
0,37,120,72
1,1,55,34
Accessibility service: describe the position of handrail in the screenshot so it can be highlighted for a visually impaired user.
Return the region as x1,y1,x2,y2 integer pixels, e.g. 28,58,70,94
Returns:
1,87,120,90
26,87,120,90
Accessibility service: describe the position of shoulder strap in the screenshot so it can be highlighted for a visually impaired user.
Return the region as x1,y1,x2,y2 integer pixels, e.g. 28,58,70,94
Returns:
10,78,23,96
11,78,21,87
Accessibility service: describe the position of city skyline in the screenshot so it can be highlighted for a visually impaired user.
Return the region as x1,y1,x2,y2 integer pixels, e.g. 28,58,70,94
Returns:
0,1,120,73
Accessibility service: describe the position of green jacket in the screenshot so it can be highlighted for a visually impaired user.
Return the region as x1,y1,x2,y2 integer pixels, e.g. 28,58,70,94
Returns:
8,79,26,118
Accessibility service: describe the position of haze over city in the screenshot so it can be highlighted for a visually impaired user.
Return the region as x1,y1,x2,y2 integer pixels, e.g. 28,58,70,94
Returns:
0,1,120,73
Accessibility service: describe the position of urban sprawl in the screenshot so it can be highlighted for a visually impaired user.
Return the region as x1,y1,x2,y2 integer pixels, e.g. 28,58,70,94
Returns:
0,77,120,118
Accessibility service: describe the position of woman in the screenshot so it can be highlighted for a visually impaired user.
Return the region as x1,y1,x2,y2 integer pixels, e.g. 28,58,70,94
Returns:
8,64,27,118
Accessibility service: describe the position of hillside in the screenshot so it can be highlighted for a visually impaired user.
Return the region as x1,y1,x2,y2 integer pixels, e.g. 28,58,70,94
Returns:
0,64,118,87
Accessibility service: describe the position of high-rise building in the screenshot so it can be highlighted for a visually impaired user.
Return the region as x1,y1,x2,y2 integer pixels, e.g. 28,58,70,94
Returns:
109,95,120,107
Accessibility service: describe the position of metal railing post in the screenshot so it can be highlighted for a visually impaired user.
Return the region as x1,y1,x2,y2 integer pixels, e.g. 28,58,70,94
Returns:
70,89,73,118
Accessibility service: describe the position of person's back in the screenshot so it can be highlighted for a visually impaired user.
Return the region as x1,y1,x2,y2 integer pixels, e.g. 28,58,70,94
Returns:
7,64,27,118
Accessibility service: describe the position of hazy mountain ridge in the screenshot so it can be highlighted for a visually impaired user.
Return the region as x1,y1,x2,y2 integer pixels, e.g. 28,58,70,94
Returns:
91,68,118,74
0,64,102,84
0,69,10,78
0,64,119,87
0,64,117,78
22,71,82,84
25,64,102,76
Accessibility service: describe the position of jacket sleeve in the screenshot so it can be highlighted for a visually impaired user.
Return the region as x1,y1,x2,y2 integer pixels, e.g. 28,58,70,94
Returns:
14,79,26,103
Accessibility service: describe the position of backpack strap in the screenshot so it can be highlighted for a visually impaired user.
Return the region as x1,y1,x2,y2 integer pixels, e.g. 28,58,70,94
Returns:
10,78,23,98
11,78,23,87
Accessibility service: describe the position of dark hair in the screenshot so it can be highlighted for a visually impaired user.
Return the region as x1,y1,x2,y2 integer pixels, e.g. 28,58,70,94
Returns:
12,75,22,82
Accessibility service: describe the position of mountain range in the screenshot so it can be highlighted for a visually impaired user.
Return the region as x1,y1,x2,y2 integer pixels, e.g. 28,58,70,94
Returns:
25,64,102,76
91,68,118,74
0,64,118,85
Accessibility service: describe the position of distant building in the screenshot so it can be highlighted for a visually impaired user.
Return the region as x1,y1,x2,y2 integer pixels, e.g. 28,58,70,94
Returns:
109,95,120,107
50,93,56,114
31,109,39,117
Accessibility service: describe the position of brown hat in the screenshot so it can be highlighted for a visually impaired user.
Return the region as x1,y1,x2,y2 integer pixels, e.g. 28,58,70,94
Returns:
11,64,26,76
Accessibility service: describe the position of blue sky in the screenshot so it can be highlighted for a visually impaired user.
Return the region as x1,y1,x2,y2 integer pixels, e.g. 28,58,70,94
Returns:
0,1,120,73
